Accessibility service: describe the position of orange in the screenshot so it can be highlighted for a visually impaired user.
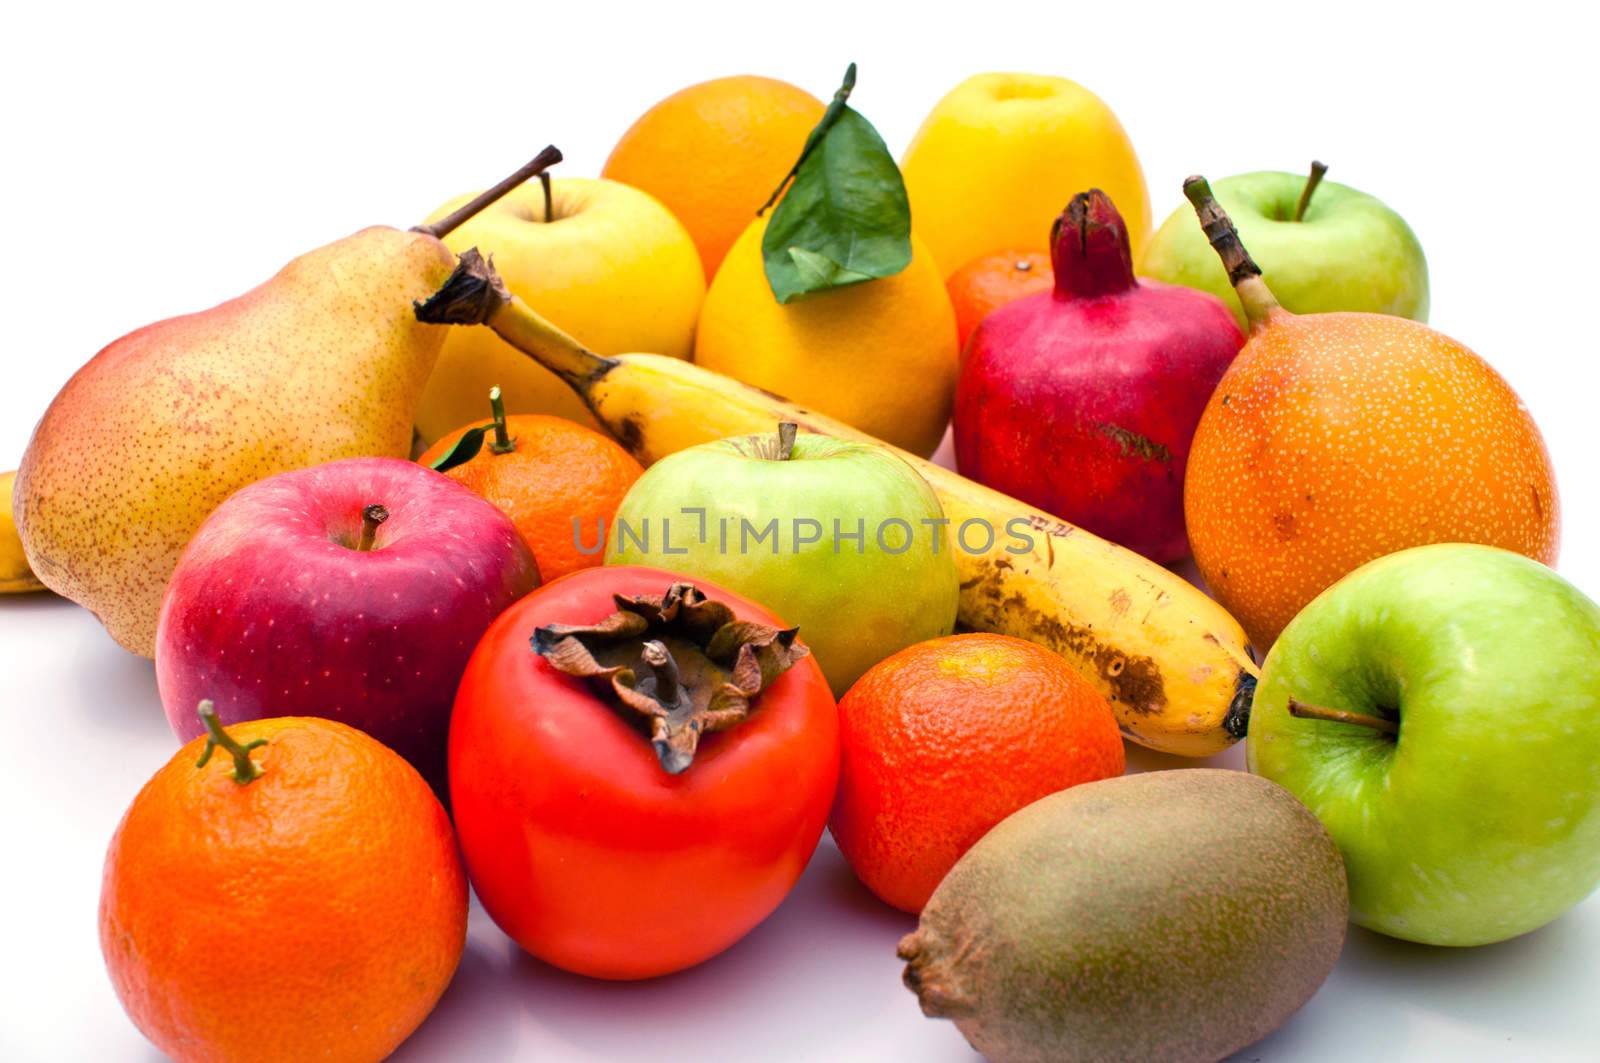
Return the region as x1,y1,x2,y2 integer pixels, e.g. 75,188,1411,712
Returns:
100,710,466,1063
603,75,825,279
420,405,643,581
946,249,1053,354
831,633,1124,913
1186,311,1560,650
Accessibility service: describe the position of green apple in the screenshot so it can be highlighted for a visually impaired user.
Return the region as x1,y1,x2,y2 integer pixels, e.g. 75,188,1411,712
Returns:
1248,544,1600,946
1140,164,1429,329
607,424,959,693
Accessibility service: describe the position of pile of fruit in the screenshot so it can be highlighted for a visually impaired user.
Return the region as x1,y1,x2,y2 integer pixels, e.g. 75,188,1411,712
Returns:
6,65,1598,1063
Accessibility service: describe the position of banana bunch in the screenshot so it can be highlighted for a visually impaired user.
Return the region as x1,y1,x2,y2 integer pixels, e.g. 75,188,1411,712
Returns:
418,253,1258,756
1,471,47,594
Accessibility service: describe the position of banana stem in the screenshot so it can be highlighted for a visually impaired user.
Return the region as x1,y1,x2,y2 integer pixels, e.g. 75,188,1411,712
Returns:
414,250,617,397
416,146,563,239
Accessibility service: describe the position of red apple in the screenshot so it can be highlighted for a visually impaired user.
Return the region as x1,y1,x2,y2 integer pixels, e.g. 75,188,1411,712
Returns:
155,457,539,791
953,190,1244,562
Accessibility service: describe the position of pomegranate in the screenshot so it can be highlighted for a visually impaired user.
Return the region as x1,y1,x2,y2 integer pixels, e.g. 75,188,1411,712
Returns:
953,190,1244,562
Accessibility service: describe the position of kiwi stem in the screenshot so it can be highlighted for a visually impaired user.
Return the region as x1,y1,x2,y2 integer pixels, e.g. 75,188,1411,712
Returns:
1183,176,1282,330
356,504,388,552
488,386,515,454
1287,697,1398,736
195,700,267,783
757,63,858,216
1293,161,1329,222
417,145,563,239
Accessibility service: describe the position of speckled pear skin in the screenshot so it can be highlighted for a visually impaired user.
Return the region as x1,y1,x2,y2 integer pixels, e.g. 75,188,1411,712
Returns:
900,770,1348,1063
14,226,457,657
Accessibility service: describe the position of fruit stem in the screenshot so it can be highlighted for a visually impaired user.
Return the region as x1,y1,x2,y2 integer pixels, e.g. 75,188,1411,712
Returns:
415,249,619,407
488,386,515,454
1293,161,1329,222
356,504,388,552
1051,189,1137,299
641,640,682,704
1287,697,1398,736
774,422,798,461
415,145,563,239
757,63,857,215
195,700,267,783
1183,176,1282,329
540,171,553,224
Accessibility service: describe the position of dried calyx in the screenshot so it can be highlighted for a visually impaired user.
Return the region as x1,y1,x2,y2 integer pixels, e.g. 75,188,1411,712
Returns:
531,582,809,774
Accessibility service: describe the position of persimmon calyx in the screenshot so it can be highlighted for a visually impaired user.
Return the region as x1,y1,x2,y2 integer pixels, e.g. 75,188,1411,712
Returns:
530,582,809,774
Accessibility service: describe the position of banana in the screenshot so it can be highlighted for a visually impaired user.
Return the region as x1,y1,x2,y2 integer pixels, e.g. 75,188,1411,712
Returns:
1,470,48,593
417,252,1258,755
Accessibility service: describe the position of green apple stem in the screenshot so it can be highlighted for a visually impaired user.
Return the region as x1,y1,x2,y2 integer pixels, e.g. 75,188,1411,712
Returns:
775,422,798,461
356,504,388,552
540,172,553,224
1183,176,1282,330
195,700,267,783
488,386,515,454
416,145,563,239
757,63,857,215
1293,161,1329,222
1287,697,1398,736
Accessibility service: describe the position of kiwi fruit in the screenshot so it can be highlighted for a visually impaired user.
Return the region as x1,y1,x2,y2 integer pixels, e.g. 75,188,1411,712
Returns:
898,769,1347,1063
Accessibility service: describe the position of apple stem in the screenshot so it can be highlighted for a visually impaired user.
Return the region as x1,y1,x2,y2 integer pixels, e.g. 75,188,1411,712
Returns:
758,63,857,216
415,145,563,240
1293,161,1329,222
1287,697,1398,736
488,387,516,454
356,504,388,552
775,422,798,461
1183,176,1282,330
195,700,267,784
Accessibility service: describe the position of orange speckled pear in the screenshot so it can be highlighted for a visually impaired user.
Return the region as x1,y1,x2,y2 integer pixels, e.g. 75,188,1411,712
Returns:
1181,177,1559,650
13,149,561,657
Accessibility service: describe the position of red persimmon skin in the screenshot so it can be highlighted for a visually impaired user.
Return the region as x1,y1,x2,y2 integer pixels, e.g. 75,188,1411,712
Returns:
449,564,840,980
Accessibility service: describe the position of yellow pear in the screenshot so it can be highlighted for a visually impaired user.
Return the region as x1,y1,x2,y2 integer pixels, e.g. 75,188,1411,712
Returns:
14,149,560,656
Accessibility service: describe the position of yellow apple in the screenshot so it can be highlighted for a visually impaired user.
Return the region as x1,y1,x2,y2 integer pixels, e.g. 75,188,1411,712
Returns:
415,177,704,439
902,73,1151,275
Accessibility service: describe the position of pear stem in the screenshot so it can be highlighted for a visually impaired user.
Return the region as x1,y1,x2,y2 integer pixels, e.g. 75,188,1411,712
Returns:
195,700,267,783
488,386,515,454
1183,175,1282,329
356,504,388,552
1293,161,1329,222
1287,697,1398,736
758,63,857,215
417,145,563,239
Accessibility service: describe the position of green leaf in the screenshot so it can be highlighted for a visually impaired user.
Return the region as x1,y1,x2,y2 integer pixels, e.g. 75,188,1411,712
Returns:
761,65,911,304
428,426,488,473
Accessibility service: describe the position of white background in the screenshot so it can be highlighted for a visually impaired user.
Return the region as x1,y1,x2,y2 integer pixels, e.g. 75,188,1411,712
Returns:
3,1,1598,1060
